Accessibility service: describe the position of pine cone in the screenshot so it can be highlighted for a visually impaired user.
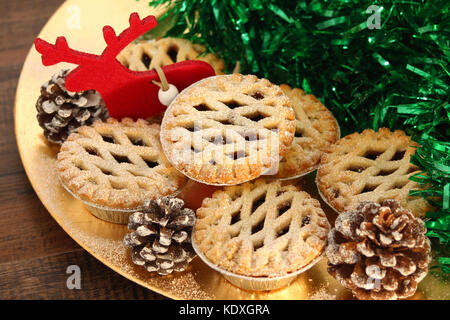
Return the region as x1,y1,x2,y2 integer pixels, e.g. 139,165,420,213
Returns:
36,69,109,144
123,196,196,276
326,200,431,300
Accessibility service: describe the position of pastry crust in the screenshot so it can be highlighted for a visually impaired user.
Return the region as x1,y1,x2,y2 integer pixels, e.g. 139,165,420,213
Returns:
117,37,225,74
160,74,296,185
194,178,330,277
275,85,340,179
57,118,187,209
316,128,432,217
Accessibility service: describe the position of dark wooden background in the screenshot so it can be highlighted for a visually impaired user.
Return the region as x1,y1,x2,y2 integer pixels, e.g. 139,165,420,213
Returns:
0,0,166,299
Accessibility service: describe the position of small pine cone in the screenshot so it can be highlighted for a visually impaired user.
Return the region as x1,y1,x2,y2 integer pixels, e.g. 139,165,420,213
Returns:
36,69,109,144
326,200,431,300
123,196,196,276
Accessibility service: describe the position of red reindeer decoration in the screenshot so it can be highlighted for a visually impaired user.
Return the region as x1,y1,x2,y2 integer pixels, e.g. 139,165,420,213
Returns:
34,13,215,119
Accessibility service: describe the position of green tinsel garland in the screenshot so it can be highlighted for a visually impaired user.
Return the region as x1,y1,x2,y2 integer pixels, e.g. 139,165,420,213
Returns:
148,0,450,272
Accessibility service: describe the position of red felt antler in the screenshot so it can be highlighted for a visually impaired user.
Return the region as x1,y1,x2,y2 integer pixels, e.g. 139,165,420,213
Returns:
35,37,99,66
102,13,157,59
34,12,216,120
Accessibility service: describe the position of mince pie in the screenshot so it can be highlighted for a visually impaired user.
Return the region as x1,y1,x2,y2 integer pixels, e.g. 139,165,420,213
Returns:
160,74,296,185
57,118,187,221
117,37,225,74
275,85,340,179
316,128,431,217
193,178,330,277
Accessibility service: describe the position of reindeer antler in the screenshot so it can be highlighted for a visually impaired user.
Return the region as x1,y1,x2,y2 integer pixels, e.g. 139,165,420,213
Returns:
102,13,157,59
35,37,99,66
34,13,157,67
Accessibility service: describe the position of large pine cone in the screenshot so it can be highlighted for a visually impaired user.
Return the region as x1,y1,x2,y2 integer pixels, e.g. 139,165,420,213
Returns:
36,69,109,144
326,200,431,300
123,197,196,276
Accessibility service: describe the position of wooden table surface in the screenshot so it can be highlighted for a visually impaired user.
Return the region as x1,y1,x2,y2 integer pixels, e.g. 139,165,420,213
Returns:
0,0,166,300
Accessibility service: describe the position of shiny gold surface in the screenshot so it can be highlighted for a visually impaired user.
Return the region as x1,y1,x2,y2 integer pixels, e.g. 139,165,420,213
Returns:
14,0,449,300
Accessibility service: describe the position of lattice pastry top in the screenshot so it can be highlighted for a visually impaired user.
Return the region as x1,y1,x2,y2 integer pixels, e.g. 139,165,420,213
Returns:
117,37,225,74
194,178,330,277
316,128,432,217
57,118,187,209
160,74,296,185
275,84,340,179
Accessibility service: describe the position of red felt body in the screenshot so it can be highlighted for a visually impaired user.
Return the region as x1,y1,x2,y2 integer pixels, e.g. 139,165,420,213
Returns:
34,13,216,119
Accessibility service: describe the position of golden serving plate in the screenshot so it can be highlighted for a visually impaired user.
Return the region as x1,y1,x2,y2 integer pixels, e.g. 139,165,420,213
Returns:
14,0,449,300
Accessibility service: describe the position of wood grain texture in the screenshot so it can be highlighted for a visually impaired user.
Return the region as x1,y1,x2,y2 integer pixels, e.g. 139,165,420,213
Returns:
1,0,166,300
0,249,166,299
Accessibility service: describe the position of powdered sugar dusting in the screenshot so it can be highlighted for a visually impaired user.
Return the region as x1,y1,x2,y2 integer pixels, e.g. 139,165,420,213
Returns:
67,224,212,300
308,287,337,300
